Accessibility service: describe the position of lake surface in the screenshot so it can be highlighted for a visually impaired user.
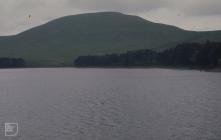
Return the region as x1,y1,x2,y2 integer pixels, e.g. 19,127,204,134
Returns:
0,68,221,140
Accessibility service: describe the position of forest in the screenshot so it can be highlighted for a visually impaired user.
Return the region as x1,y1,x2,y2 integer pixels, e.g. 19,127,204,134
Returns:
0,58,26,68
74,41,221,69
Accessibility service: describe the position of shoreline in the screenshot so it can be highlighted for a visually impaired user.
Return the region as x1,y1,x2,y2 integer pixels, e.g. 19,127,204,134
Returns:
0,66,220,72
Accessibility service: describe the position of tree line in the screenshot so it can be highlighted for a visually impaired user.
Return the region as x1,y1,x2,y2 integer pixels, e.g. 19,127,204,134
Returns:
74,41,221,68
0,58,26,68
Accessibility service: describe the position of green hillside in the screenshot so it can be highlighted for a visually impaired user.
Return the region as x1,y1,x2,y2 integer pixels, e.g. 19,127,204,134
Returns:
0,12,221,67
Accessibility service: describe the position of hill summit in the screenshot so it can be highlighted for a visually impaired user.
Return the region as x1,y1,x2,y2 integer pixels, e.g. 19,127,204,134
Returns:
0,12,221,66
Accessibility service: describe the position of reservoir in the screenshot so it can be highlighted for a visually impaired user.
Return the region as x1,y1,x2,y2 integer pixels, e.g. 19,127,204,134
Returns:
0,68,220,140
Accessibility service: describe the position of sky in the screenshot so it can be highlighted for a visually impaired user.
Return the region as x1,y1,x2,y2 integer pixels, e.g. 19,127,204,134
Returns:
0,0,221,36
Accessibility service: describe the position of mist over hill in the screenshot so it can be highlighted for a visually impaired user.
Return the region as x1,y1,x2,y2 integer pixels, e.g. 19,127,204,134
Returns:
0,12,220,67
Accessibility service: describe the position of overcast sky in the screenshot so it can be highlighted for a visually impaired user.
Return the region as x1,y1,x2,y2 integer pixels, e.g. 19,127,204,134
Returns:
0,0,221,35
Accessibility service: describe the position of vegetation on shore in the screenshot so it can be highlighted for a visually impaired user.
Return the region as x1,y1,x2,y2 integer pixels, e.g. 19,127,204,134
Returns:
0,58,26,68
74,41,221,69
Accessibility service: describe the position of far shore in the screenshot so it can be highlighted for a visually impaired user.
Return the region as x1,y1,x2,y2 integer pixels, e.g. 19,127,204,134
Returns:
0,66,220,72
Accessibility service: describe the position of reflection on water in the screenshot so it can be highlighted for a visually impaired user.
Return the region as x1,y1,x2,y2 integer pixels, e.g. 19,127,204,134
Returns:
0,68,221,140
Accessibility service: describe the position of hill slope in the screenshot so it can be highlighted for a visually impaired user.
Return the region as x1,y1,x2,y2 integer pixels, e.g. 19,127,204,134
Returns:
0,12,221,66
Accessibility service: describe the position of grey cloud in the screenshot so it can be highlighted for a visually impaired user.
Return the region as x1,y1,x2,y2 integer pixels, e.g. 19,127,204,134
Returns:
167,0,221,16
66,0,167,13
188,1,221,16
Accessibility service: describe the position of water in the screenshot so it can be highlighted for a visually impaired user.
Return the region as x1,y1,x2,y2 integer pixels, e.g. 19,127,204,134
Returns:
0,68,221,140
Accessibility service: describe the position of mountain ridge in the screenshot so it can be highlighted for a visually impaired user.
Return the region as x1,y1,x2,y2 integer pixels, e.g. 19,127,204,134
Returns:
0,12,220,67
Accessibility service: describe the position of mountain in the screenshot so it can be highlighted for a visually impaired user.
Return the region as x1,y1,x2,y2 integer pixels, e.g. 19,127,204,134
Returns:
0,12,221,67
